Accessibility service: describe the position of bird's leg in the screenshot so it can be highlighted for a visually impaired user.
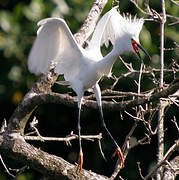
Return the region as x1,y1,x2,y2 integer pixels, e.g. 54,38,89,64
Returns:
94,84,124,168
99,105,124,168
77,94,83,171
77,106,83,171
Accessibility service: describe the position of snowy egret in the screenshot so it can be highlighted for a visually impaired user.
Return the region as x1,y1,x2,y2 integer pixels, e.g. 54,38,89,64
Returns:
28,7,150,170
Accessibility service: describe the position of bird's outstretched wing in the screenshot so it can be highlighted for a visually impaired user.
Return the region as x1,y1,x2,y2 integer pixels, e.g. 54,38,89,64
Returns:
100,8,124,47
28,18,83,81
87,7,124,52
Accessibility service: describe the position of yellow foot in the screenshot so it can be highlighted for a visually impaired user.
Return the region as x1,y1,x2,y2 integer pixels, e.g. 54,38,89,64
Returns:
112,147,124,168
77,150,83,171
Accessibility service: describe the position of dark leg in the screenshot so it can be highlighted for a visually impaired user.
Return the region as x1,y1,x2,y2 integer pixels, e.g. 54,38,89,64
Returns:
77,104,83,171
99,105,124,168
94,84,124,168
77,92,83,171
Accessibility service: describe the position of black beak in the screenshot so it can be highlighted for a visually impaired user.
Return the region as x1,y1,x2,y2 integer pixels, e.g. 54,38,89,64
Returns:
136,50,143,63
137,43,151,61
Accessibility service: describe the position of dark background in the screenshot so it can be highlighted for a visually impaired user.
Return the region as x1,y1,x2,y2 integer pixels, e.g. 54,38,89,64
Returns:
0,0,178,179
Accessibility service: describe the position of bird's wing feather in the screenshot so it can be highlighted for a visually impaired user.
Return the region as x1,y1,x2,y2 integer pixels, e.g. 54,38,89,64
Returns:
87,7,124,52
87,9,113,52
100,8,125,47
28,18,83,81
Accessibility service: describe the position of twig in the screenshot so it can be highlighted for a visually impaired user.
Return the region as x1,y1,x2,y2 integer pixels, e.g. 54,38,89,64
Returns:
24,133,102,143
163,47,179,51
85,89,148,100
110,112,139,180
168,97,179,107
130,0,149,15
30,116,45,142
118,56,134,71
130,0,161,22
171,116,179,133
157,0,166,179
130,134,151,149
124,110,143,121
9,165,29,176
168,21,179,26
137,62,144,95
0,154,15,178
0,119,7,133
137,162,145,179
169,0,179,6
118,176,126,180
111,56,178,89
144,140,179,180
123,118,139,151
98,137,106,161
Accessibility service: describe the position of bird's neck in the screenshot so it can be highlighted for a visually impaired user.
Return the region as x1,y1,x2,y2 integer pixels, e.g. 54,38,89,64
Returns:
97,47,120,76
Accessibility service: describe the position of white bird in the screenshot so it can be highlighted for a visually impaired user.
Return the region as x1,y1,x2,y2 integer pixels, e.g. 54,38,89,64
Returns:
28,7,150,170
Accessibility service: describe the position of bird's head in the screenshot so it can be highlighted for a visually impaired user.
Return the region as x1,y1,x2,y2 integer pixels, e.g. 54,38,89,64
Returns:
114,13,151,62
124,14,151,61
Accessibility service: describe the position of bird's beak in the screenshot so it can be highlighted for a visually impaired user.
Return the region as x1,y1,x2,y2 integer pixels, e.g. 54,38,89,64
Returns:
131,39,151,62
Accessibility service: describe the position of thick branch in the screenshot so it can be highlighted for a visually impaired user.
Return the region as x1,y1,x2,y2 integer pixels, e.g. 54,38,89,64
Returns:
0,133,108,180
144,140,179,180
7,64,58,134
162,156,179,180
7,79,178,122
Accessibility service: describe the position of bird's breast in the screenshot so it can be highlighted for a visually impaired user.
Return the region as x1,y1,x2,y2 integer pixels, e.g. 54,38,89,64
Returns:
79,62,102,90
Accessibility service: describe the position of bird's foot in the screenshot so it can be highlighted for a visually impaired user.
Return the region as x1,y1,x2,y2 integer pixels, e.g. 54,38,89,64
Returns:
112,147,124,168
77,150,83,171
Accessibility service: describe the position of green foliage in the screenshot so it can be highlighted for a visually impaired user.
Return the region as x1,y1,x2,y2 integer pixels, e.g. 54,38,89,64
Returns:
0,0,178,179
0,0,178,104
16,172,34,180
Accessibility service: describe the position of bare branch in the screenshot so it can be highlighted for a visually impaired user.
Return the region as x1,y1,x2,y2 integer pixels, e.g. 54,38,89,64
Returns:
157,0,167,178
7,79,178,125
137,162,145,179
169,0,179,6
29,116,45,142
130,0,161,22
144,140,179,180
0,119,7,133
162,156,179,180
0,133,108,180
130,0,149,15
24,133,102,144
98,137,107,161
171,116,179,133
0,154,15,178
137,62,144,95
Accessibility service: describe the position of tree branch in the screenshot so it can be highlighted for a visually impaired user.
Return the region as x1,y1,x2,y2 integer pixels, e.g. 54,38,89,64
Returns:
162,156,179,180
144,140,179,180
0,132,108,180
7,79,178,122
157,0,166,179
